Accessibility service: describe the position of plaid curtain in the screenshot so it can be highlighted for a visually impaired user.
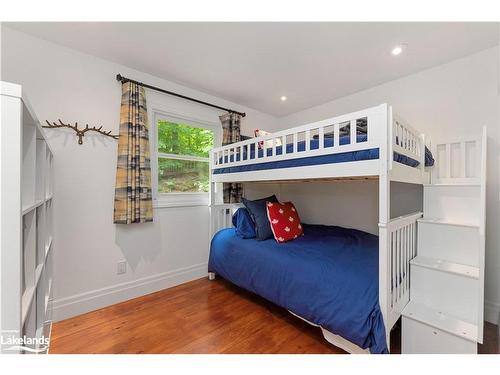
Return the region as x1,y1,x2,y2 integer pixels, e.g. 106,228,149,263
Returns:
113,82,153,224
220,113,243,203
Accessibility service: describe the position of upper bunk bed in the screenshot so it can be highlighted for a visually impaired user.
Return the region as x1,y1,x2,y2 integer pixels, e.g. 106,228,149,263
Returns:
210,104,434,185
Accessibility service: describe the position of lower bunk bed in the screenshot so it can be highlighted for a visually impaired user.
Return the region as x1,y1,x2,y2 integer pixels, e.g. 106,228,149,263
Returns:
209,223,388,354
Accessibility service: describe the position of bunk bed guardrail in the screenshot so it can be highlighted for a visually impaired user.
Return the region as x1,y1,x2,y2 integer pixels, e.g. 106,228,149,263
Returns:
431,129,485,185
379,211,422,332
391,113,425,174
209,203,243,237
210,104,425,179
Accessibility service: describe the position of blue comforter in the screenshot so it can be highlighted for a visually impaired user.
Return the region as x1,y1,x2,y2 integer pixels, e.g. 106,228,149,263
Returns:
208,224,388,353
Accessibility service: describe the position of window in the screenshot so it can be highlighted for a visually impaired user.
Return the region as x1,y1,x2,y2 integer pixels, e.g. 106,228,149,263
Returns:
153,112,220,207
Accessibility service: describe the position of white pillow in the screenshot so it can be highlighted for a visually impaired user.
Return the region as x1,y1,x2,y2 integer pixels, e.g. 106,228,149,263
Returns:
254,129,283,149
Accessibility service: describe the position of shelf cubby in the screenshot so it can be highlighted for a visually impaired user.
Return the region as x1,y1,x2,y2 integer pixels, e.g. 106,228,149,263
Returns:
45,249,54,320
36,267,47,331
36,205,46,267
45,199,53,247
22,123,37,208
45,148,53,199
35,138,46,201
23,210,37,293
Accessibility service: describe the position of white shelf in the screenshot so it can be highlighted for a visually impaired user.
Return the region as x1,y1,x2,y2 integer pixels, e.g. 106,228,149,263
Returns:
418,218,479,229
2,82,54,354
411,256,479,279
22,199,44,216
22,195,54,216
402,301,478,343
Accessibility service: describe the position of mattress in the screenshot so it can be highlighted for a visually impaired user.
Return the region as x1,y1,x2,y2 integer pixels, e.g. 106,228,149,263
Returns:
208,224,388,353
214,135,434,175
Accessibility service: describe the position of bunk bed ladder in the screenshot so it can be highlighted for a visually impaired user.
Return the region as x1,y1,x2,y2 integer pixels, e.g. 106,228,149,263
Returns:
401,127,487,354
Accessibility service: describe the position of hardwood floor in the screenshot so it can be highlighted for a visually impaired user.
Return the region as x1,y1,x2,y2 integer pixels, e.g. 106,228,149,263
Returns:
50,278,499,354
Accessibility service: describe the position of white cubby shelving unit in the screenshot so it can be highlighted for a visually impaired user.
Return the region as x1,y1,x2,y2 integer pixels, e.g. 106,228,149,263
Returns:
1,81,54,354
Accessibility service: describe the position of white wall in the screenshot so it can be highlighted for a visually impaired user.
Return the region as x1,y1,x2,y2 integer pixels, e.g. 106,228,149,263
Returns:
0,27,278,321
244,180,421,237
244,181,380,233
274,47,500,324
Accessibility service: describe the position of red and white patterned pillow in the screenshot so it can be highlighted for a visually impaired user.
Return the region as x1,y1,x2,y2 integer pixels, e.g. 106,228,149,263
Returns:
266,201,304,243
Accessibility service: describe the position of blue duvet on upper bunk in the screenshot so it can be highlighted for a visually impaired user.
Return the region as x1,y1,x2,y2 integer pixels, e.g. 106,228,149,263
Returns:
214,134,434,174
208,224,388,354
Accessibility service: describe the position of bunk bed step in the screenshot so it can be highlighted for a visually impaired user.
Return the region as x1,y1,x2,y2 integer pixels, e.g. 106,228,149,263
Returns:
417,220,479,266
410,256,479,279
410,263,479,324
402,301,478,342
402,301,478,353
423,184,480,226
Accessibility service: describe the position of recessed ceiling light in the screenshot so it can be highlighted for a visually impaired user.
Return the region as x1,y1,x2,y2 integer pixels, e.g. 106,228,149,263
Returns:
391,44,406,56
280,96,287,102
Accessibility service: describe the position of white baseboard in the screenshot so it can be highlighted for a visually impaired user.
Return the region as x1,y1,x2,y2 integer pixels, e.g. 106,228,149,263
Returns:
485,300,500,325
52,263,208,322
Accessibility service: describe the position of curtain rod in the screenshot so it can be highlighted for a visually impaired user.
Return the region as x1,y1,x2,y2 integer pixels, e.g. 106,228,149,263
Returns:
116,74,246,118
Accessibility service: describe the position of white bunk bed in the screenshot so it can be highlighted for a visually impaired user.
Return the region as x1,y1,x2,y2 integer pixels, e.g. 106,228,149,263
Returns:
208,104,430,353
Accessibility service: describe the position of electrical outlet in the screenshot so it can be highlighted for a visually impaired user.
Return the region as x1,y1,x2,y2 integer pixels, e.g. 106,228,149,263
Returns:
117,260,127,275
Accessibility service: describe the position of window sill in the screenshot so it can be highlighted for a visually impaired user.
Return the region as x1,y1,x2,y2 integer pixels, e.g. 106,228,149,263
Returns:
153,194,209,209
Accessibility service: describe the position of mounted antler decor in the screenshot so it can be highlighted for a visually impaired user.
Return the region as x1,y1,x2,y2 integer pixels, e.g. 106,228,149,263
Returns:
43,119,119,145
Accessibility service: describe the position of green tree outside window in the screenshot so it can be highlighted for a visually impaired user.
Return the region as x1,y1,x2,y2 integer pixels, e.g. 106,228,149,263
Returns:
157,121,214,193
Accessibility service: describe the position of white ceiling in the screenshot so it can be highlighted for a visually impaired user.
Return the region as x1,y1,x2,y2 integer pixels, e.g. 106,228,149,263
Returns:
6,22,499,117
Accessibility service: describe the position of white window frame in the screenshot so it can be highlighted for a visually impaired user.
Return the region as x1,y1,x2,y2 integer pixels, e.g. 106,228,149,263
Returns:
151,109,221,208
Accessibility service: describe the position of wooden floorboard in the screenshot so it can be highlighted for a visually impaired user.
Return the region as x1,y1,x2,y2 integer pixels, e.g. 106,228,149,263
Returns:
49,278,499,354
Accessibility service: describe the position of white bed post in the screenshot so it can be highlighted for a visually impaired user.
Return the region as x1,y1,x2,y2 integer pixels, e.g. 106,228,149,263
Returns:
378,104,392,352
420,133,426,180
209,150,215,235
208,151,216,281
